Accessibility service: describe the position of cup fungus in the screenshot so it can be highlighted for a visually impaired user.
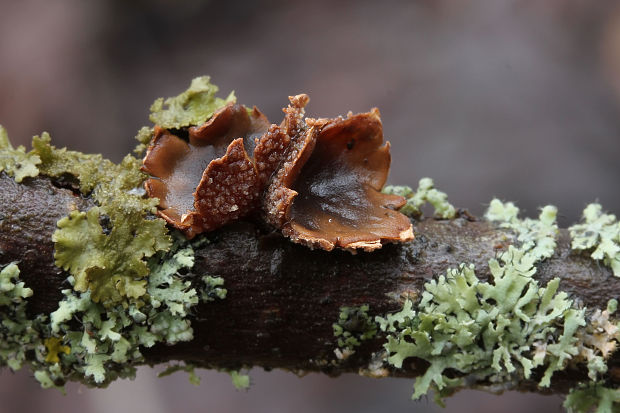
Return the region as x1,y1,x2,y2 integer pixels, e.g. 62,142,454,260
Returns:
142,103,273,237
262,107,414,252
142,93,413,251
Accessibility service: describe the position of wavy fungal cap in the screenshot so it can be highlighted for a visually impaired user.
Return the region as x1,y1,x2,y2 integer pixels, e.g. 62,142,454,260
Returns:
143,87,413,251
263,106,413,252
142,103,272,237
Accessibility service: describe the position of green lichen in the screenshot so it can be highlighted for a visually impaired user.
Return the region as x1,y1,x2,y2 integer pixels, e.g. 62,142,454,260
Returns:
333,305,377,355
229,370,251,390
0,263,36,371
377,247,586,401
564,382,620,413
38,235,201,387
382,177,456,219
379,199,618,408
201,275,227,302
149,76,236,129
133,126,154,156
0,125,41,182
159,363,201,386
485,199,558,262
569,203,620,277
31,132,172,306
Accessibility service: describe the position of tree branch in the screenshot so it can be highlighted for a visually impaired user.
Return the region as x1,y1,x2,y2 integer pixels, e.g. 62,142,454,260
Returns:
1,172,618,397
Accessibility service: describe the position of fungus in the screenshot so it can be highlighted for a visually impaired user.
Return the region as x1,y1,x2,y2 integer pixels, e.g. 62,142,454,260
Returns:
263,105,413,252
142,88,413,252
142,103,272,237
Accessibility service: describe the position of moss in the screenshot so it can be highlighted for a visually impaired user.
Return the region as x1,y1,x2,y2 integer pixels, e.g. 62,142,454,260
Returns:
569,203,620,277
149,76,236,129
333,305,377,359
0,125,41,182
564,382,620,413
383,177,456,219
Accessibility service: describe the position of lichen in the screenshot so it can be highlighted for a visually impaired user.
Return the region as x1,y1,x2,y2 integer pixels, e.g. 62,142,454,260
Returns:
37,234,202,387
485,199,558,262
378,199,618,408
382,177,456,219
333,305,377,359
575,299,620,380
0,263,35,371
564,382,620,413
31,132,172,306
229,370,251,390
377,247,586,401
569,203,620,277
201,275,227,302
159,362,201,386
0,125,41,182
149,76,236,129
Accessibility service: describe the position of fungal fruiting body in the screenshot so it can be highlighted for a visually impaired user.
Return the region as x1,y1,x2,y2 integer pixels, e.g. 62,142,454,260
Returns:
142,103,272,237
263,108,413,251
142,92,413,251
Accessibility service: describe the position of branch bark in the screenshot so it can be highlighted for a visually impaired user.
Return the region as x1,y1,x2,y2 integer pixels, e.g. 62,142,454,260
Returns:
0,173,618,395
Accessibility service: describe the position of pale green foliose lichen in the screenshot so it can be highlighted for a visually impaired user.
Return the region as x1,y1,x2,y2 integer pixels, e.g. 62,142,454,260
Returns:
0,125,41,182
39,235,201,386
229,370,251,390
149,76,236,129
333,305,377,354
569,203,620,277
0,263,35,371
377,246,586,401
564,382,620,413
159,362,201,386
382,177,456,219
485,199,558,262
201,275,227,302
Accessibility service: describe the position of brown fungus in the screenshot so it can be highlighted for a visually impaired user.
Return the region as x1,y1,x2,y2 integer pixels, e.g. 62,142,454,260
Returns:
142,92,413,252
263,105,414,252
142,103,273,237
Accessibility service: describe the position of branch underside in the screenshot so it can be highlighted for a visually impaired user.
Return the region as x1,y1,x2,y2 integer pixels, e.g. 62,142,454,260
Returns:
0,173,618,395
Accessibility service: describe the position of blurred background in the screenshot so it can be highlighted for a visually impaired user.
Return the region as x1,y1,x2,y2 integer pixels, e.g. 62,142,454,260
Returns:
1,0,620,411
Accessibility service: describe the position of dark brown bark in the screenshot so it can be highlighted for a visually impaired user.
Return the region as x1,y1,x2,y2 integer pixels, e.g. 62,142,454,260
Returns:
0,172,618,394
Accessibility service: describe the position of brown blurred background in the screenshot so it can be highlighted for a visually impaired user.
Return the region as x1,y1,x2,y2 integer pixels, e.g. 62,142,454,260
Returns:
1,0,620,411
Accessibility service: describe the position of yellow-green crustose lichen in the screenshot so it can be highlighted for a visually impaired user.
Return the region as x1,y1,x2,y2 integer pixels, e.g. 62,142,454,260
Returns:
382,177,456,219
569,203,620,277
